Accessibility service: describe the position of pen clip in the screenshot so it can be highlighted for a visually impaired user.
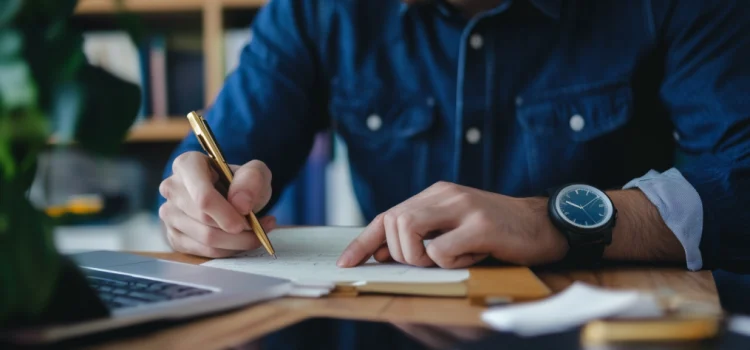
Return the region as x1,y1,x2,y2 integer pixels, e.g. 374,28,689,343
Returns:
195,133,215,161
187,111,232,185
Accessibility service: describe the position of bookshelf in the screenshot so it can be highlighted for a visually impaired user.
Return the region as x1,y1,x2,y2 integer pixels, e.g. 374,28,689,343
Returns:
48,118,191,144
76,0,267,14
73,0,265,143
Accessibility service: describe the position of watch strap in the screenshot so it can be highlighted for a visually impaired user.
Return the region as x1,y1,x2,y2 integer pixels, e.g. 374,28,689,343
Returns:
565,242,606,267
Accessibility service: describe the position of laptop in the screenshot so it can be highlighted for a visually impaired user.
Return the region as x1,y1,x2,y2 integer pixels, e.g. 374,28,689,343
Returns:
9,250,292,344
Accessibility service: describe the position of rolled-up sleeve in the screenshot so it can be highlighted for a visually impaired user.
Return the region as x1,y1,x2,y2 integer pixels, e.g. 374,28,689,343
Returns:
624,169,704,271
652,1,750,270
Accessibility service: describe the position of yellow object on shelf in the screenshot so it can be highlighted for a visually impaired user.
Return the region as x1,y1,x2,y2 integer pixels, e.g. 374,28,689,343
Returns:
45,196,104,218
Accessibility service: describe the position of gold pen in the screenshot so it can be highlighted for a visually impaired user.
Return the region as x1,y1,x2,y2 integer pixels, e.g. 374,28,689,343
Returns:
187,111,277,259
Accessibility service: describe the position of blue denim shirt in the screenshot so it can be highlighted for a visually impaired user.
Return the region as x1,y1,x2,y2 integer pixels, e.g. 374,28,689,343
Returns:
162,0,750,270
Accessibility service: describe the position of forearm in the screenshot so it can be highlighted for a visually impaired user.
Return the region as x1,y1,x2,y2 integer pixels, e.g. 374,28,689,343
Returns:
529,189,686,265
603,190,685,263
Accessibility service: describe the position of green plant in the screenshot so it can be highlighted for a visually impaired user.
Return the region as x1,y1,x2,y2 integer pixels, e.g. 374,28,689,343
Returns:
0,0,141,326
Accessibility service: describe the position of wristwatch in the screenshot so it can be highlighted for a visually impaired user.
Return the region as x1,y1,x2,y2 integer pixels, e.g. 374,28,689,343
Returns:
548,184,617,266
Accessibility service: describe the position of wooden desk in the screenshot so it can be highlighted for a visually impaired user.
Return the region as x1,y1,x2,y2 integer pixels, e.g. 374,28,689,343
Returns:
90,252,720,350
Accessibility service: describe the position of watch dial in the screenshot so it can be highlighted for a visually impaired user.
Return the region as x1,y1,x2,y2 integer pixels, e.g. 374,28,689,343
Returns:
556,185,612,229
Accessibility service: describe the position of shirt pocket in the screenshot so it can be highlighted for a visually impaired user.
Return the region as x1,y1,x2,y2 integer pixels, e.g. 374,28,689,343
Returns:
329,84,436,207
516,81,633,190
330,92,435,148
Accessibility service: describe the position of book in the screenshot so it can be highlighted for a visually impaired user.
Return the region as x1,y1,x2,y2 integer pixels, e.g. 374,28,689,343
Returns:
301,132,331,225
269,132,333,226
167,33,204,116
148,35,168,119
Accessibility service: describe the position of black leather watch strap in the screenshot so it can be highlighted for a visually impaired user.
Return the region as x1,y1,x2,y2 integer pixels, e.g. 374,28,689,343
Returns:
564,242,606,267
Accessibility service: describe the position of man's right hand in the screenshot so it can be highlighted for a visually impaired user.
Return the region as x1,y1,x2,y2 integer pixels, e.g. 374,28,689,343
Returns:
158,151,276,258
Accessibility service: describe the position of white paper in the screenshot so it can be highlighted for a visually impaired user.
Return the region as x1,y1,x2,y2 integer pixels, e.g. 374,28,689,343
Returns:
286,286,332,298
482,282,663,337
728,316,750,337
201,227,469,283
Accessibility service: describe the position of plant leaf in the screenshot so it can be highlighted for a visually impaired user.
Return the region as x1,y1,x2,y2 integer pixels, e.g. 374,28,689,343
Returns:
20,0,78,26
0,29,21,58
0,138,14,178
0,0,21,26
74,64,140,155
0,59,37,109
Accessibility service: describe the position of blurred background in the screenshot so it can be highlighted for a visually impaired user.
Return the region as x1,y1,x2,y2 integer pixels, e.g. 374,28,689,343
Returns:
41,0,364,253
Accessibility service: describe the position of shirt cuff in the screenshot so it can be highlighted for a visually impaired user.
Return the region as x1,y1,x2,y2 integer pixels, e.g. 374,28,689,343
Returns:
622,168,704,271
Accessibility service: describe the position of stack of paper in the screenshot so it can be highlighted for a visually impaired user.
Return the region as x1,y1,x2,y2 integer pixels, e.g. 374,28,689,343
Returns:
201,227,470,296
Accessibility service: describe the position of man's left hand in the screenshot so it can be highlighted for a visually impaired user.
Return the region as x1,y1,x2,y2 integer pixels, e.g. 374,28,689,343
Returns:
336,182,569,268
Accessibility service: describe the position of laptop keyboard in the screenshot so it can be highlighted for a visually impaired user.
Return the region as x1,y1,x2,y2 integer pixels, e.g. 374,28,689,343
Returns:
84,269,214,310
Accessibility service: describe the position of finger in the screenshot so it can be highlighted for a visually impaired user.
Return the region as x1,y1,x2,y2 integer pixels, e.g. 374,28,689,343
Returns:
396,213,434,267
337,215,387,267
336,183,457,268
160,176,219,228
173,152,247,234
396,206,459,267
160,202,262,250
427,226,490,269
227,160,273,215
373,244,392,263
433,253,488,269
258,215,277,232
166,226,240,258
383,212,405,264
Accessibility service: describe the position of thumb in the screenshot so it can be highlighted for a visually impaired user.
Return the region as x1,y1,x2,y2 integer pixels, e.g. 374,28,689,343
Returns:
227,160,273,215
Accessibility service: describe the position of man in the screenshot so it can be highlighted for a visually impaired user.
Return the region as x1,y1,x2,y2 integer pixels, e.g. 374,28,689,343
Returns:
158,0,750,274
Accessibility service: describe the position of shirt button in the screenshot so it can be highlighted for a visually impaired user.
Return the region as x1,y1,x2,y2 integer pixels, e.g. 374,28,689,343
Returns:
466,127,482,144
469,33,484,50
569,114,585,132
515,96,524,106
366,114,382,131
673,130,681,141
426,97,435,107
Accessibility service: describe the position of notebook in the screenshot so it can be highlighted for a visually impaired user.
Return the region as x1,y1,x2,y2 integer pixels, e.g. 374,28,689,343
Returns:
202,227,550,299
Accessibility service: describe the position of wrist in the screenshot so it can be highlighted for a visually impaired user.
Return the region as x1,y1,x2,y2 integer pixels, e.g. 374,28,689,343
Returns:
602,190,684,262
524,197,569,264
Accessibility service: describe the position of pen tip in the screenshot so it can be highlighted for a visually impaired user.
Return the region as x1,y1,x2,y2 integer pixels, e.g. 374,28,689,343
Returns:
272,254,278,260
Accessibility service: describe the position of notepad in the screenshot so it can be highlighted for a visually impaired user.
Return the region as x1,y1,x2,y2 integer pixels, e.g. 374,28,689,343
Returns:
201,227,469,284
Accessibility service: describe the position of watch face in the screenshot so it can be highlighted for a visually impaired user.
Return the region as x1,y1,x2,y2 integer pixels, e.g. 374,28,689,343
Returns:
555,184,613,229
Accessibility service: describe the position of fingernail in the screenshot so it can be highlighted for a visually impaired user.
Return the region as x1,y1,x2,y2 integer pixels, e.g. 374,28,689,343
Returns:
232,192,253,215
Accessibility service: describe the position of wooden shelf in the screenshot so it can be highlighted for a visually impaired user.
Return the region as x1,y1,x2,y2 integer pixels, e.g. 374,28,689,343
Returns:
126,118,191,142
75,0,266,14
48,118,191,144
221,0,267,9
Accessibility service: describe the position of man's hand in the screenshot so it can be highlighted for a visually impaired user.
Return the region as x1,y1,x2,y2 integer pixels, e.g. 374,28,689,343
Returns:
158,151,276,258
337,182,568,269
